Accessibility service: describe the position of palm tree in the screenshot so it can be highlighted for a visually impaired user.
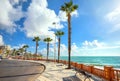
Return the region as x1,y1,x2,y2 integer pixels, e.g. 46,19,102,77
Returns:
44,37,52,61
18,47,24,59
12,49,16,57
15,50,20,56
60,0,78,69
32,36,40,55
18,48,24,54
23,45,29,59
12,49,19,58
5,50,11,58
55,31,64,63
23,45,29,53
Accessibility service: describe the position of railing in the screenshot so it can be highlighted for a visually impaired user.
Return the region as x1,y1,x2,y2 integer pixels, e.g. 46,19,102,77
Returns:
111,69,120,81
13,57,120,81
82,64,93,73
92,67,105,78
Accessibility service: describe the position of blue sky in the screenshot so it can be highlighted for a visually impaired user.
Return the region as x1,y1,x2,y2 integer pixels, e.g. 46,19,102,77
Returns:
0,0,120,56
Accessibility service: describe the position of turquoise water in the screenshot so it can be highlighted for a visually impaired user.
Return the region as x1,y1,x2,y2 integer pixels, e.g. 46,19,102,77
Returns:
58,56,120,68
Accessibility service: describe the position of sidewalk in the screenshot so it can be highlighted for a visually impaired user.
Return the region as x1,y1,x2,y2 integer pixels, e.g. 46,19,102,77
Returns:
33,61,94,81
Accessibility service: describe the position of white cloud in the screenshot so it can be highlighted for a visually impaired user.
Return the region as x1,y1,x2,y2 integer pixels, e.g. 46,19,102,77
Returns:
71,10,79,17
40,48,47,56
82,40,104,49
58,10,78,22
10,0,19,4
71,43,79,55
58,11,67,22
40,43,80,56
9,0,27,5
105,6,120,22
0,35,4,46
24,0,62,39
81,40,120,56
12,43,26,49
105,6,120,32
0,0,24,34
40,47,54,56
24,0,79,39
40,41,120,56
42,40,120,56
109,23,120,33
60,44,68,56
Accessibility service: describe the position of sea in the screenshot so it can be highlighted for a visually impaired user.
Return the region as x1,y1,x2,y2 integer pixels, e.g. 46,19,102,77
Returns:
51,56,120,68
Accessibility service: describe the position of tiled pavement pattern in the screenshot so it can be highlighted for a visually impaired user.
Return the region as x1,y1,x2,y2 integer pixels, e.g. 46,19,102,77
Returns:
33,61,95,81
23,60,102,81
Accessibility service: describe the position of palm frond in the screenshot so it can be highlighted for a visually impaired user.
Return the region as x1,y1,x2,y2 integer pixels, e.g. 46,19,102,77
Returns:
44,37,52,42
65,1,73,8
73,5,78,10
60,5,66,11
33,36,40,42
55,31,64,37
61,1,78,15
71,5,78,12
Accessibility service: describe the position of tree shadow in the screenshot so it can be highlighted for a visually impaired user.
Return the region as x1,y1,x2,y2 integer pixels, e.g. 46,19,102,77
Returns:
0,64,43,68
63,75,82,81
0,73,41,78
0,60,46,80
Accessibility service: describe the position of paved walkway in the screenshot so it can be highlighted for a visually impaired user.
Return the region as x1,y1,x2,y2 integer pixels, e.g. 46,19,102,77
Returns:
32,61,95,81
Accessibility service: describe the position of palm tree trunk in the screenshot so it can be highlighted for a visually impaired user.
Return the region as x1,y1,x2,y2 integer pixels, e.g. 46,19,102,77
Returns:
58,37,60,63
47,43,49,61
68,13,71,69
24,49,26,60
35,42,38,55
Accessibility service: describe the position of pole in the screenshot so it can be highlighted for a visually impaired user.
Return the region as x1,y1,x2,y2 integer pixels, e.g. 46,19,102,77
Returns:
54,33,56,63
53,22,57,63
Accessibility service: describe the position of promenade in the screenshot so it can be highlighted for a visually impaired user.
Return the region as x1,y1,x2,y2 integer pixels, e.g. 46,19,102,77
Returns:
12,59,120,81
26,60,98,81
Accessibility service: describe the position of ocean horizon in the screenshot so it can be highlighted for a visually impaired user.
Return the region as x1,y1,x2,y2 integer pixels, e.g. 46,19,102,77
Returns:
49,56,120,68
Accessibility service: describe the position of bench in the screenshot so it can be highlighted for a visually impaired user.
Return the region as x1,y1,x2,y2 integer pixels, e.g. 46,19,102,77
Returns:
75,68,92,81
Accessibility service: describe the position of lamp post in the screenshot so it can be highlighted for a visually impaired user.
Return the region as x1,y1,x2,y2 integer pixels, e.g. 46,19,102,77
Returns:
53,22,57,63
54,33,56,63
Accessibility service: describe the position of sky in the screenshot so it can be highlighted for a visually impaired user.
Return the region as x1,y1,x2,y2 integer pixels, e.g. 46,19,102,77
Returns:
0,0,120,56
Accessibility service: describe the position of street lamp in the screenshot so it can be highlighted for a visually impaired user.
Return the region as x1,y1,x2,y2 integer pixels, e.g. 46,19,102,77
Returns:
53,22,57,63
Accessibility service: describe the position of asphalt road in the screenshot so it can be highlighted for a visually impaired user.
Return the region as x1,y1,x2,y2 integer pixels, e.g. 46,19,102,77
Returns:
0,59,45,81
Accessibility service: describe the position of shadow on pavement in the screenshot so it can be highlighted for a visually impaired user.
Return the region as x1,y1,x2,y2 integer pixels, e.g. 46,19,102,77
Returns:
0,59,46,81
0,73,41,78
63,75,82,81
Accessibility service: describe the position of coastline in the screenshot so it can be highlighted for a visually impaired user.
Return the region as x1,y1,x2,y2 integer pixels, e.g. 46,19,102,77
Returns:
48,56,120,69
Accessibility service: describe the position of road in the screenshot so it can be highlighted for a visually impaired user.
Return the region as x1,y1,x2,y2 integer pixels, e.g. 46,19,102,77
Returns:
0,59,45,81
